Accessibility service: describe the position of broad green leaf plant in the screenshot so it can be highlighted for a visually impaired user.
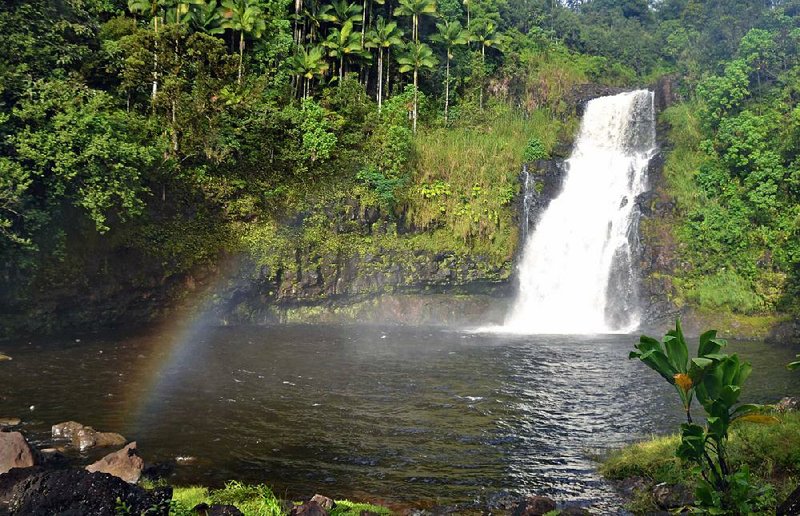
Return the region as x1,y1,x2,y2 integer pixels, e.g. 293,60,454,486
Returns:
630,320,776,514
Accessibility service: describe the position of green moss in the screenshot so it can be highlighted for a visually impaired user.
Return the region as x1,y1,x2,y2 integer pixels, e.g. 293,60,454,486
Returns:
172,486,210,511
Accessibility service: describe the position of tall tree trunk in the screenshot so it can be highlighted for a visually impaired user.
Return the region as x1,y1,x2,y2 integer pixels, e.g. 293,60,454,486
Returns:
386,47,391,96
340,55,344,83
361,0,368,45
238,32,245,84
480,44,485,110
172,100,178,153
152,15,159,100
413,67,418,133
294,0,302,43
444,55,450,123
377,48,383,111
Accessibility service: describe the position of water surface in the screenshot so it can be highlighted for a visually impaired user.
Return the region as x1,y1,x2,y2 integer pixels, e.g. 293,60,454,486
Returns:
2,324,798,512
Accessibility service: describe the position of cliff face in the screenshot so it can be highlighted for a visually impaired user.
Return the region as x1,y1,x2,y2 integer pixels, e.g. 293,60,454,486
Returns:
2,82,683,338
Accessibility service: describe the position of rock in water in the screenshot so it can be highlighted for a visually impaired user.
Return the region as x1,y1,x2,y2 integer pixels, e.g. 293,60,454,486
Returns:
512,495,557,515
6,469,171,515
51,421,84,439
52,421,127,451
86,442,144,484
0,432,35,475
0,418,21,428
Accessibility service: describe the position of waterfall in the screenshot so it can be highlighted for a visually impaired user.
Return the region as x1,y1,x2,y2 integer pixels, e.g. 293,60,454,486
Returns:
521,163,534,240
502,90,656,334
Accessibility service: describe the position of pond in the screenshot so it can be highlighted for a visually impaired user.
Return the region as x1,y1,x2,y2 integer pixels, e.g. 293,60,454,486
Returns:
2,322,798,512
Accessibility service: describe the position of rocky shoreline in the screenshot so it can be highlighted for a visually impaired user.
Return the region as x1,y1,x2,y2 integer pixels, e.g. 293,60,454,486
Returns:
1,419,598,516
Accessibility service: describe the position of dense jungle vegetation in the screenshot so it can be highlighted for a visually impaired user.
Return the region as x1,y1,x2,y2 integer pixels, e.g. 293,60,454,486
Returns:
1,0,800,321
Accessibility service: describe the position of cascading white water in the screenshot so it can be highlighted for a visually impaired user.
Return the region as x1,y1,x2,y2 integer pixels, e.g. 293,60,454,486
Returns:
502,90,656,334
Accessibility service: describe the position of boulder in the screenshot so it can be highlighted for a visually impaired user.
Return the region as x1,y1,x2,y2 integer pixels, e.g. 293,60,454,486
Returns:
193,502,245,515
0,431,35,475
513,495,557,515
652,482,693,509
290,500,329,516
310,494,336,511
86,442,144,484
5,468,171,515
560,505,592,515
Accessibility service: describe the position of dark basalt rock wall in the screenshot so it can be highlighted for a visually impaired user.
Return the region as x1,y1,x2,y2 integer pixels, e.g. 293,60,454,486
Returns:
636,75,685,327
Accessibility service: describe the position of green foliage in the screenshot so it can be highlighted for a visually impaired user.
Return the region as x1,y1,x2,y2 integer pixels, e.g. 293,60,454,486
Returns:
300,99,339,163
6,80,159,237
522,136,547,163
686,270,763,315
356,165,405,207
630,321,778,513
602,411,800,514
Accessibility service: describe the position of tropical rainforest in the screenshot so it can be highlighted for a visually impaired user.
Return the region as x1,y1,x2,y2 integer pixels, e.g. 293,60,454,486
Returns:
1,0,800,332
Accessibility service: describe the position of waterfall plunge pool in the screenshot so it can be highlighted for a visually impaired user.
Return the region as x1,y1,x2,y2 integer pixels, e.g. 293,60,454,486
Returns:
2,324,799,512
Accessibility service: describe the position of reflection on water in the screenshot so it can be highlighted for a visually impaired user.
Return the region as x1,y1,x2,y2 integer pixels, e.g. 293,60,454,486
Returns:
1,325,799,512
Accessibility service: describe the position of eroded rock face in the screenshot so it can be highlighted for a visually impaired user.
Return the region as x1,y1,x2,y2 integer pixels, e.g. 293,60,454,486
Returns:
85,442,144,484
0,432,35,475
5,468,170,515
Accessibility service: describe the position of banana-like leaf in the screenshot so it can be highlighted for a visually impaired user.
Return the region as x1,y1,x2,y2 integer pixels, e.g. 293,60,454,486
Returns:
731,403,766,419
733,414,780,425
664,333,689,373
788,355,800,371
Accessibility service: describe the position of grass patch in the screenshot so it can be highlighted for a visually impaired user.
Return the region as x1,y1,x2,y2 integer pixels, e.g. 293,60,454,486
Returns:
601,411,800,513
686,269,764,314
660,102,707,213
330,499,392,515
170,482,391,516
408,107,569,249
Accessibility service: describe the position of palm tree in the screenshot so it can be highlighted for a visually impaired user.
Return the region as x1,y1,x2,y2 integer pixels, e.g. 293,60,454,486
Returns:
221,0,266,84
471,18,501,109
431,19,468,122
365,17,404,111
321,0,363,27
128,0,169,99
189,0,226,34
397,41,437,133
393,0,436,43
289,45,330,98
324,20,362,83
302,0,333,43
